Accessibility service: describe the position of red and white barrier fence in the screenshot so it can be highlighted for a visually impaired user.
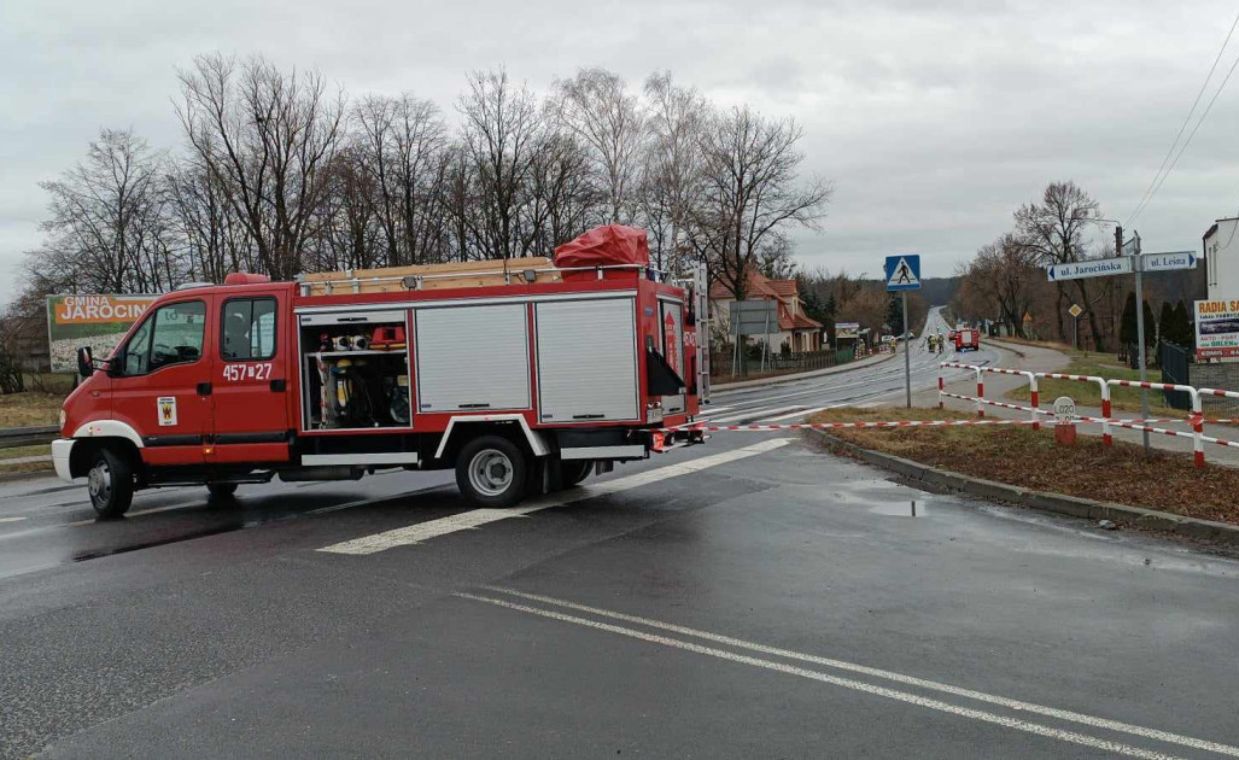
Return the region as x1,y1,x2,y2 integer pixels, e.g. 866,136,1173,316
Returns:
937,361,1239,468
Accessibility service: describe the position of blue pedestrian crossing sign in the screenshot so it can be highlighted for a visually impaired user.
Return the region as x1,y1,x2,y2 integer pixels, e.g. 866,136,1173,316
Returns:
885,254,921,292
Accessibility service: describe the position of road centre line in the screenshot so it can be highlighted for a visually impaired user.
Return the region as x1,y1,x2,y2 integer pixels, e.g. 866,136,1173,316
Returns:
479,587,1239,758
459,591,1213,760
317,438,793,556
0,516,26,523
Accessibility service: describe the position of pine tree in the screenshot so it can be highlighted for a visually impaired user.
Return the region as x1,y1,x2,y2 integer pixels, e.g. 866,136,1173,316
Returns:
886,295,903,336
1158,301,1174,345
1142,299,1157,350
1120,292,1137,348
1173,300,1192,347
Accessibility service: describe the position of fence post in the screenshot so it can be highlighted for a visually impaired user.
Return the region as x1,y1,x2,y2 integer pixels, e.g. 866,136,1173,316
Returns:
1028,373,1040,431
1099,379,1112,446
976,367,985,418
1191,389,1204,469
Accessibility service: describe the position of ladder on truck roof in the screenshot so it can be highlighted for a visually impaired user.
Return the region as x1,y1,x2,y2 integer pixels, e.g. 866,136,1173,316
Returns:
295,257,676,297
296,257,562,296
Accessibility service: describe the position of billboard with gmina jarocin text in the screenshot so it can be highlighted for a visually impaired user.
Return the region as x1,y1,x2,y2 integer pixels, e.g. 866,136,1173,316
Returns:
46,294,158,372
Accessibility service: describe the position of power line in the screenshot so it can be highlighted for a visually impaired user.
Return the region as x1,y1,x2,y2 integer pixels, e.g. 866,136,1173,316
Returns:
1133,50,1239,225
1126,8,1239,227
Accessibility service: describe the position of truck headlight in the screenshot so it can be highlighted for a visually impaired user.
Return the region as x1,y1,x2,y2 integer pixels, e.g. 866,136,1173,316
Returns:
59,409,66,430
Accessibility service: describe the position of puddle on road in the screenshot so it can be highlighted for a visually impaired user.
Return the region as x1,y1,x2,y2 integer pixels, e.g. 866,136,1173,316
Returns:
869,499,929,517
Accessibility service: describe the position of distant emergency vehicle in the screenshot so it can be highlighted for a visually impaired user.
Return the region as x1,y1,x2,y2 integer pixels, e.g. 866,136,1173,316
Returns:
954,328,981,352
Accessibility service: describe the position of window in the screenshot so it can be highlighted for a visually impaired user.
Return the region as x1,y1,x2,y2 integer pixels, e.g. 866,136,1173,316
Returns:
121,301,206,375
222,298,277,361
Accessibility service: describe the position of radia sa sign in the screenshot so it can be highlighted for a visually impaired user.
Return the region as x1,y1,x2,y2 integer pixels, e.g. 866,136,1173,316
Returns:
1194,299,1239,361
46,294,158,372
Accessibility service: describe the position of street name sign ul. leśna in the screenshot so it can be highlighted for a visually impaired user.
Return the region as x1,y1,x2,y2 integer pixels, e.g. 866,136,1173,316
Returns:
1141,251,1196,273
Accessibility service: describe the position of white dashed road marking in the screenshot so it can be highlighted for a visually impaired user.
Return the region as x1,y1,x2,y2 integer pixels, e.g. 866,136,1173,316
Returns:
756,404,842,423
706,405,803,424
317,438,793,556
462,588,1237,760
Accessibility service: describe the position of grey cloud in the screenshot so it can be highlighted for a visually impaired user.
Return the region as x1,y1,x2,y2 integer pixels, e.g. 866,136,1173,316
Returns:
2,0,1237,300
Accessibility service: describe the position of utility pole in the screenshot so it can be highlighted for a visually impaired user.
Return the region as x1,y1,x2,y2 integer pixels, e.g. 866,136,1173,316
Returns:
1129,229,1152,455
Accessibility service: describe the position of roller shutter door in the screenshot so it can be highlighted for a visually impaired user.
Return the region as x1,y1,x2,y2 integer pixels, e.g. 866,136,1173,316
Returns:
415,303,530,412
535,299,639,422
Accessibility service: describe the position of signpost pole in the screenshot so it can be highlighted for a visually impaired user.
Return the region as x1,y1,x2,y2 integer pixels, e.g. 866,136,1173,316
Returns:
884,253,920,409
1133,232,1151,454
902,291,911,409
1073,315,1078,351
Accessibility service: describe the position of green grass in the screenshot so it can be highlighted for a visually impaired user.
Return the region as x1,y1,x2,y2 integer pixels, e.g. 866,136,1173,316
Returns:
1007,347,1183,415
0,444,52,460
0,391,64,428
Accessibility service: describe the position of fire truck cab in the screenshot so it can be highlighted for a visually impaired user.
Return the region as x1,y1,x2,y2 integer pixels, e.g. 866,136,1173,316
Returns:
53,226,706,518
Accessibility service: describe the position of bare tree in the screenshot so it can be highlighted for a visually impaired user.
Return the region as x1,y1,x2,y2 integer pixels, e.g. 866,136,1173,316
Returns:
640,71,707,272
696,106,831,301
165,158,257,282
352,94,448,265
31,128,177,293
524,132,596,255
959,234,1041,337
457,69,543,260
176,54,344,280
549,68,645,224
1014,181,1104,347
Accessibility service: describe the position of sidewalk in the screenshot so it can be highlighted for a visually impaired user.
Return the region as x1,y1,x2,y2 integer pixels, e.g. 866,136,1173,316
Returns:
917,339,1239,468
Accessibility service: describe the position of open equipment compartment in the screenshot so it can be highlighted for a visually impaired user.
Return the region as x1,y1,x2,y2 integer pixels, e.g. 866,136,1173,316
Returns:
298,309,412,432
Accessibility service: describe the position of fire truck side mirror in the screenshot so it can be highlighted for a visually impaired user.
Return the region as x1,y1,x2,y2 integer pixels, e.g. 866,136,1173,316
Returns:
76,346,94,378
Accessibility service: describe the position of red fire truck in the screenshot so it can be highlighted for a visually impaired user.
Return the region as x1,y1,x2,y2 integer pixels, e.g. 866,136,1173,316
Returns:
954,327,980,352
53,226,707,518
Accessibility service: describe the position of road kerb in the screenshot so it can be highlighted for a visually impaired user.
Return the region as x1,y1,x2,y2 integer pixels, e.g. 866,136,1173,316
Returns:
808,429,1239,547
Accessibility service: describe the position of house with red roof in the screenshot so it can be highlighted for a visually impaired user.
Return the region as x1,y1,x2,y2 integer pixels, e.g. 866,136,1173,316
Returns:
709,268,823,353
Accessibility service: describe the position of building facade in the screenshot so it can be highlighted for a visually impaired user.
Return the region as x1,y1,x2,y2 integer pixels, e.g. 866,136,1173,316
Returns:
709,269,823,353
1203,217,1239,301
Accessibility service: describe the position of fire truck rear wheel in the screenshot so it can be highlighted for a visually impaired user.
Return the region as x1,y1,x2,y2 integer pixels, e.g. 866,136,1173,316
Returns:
562,460,591,487
456,436,528,508
88,447,134,519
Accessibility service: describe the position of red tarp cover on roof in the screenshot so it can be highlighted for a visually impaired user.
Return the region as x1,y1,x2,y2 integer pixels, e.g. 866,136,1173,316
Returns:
553,225,650,269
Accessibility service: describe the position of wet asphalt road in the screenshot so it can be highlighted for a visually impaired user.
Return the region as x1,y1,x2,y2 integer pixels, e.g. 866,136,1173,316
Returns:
6,311,1239,759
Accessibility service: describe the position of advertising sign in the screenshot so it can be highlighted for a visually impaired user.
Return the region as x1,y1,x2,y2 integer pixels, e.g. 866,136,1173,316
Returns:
1195,299,1239,361
834,322,860,340
46,294,158,372
729,299,780,335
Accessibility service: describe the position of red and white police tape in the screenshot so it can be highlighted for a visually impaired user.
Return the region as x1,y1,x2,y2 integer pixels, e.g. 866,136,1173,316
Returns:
660,363,1239,469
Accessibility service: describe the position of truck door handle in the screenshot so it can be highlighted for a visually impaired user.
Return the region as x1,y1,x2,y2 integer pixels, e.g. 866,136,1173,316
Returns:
270,379,286,392
197,382,212,396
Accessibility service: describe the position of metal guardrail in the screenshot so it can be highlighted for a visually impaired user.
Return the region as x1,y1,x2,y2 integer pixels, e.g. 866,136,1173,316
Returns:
0,425,59,450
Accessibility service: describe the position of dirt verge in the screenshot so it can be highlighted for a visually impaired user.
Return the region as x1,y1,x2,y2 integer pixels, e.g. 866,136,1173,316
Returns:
809,407,1239,525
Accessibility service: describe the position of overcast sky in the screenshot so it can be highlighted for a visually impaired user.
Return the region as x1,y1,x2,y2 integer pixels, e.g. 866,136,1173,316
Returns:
2,0,1237,304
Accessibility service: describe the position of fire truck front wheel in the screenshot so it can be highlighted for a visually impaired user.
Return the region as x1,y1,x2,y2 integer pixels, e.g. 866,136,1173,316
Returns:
87,447,134,519
456,435,528,508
